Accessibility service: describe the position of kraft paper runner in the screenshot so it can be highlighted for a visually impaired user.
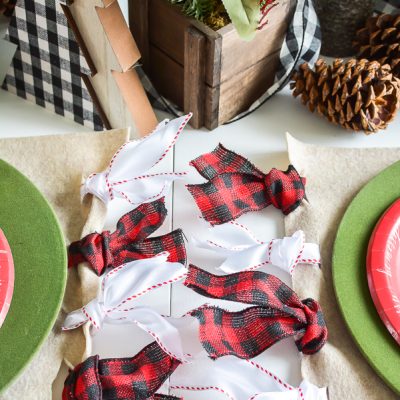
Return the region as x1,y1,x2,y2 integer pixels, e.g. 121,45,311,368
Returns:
284,133,400,400
0,128,129,399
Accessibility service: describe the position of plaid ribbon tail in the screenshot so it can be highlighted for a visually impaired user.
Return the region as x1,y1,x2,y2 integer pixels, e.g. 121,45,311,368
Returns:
185,265,327,358
68,198,172,274
187,144,268,225
122,229,187,266
63,342,181,400
189,143,264,180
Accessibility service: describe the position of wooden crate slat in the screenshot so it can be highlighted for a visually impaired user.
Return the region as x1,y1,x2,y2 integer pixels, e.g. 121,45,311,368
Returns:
149,0,190,66
149,45,184,108
218,50,280,124
204,85,220,130
129,0,149,70
184,27,206,128
219,0,295,84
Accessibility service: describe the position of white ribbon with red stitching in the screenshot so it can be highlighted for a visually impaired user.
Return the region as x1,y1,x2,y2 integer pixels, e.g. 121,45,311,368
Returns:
62,254,327,399
81,114,192,205
62,253,190,363
193,222,320,275
168,357,327,400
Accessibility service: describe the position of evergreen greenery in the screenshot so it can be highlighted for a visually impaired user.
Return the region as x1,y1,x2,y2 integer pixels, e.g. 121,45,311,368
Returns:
169,0,217,22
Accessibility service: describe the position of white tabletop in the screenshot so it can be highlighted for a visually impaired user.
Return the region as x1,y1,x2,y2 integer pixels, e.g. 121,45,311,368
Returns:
1,6,400,399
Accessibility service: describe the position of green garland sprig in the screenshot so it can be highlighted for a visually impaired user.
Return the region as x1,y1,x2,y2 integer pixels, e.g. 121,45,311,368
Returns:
169,0,216,21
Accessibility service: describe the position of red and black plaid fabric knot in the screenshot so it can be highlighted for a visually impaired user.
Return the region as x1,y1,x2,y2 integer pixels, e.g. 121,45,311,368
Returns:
68,198,186,275
63,342,182,400
187,144,306,225
185,265,327,359
264,165,306,214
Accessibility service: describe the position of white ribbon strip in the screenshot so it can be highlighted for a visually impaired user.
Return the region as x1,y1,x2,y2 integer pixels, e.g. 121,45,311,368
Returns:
81,114,192,205
193,222,320,275
62,253,326,394
62,253,190,362
169,357,327,400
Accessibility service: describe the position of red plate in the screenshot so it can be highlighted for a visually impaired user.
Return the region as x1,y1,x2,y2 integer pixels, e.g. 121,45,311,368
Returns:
0,228,14,328
367,198,400,344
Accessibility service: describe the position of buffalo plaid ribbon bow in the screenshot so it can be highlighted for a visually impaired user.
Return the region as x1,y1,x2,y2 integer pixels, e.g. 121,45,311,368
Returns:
68,198,186,275
185,265,327,359
187,144,306,225
63,342,182,400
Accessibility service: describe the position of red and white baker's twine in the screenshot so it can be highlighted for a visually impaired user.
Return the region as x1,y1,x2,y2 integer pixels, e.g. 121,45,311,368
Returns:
158,113,192,161
246,360,304,400
81,113,191,202
64,254,187,331
114,273,187,313
169,385,235,400
63,272,187,331
170,360,305,400
200,222,320,275
142,326,191,363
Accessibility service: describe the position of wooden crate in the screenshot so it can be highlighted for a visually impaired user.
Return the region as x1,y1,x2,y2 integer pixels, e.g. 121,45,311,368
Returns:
129,0,295,129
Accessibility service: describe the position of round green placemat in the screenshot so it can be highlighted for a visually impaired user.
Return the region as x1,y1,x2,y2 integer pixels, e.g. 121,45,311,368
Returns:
333,160,400,394
0,160,66,392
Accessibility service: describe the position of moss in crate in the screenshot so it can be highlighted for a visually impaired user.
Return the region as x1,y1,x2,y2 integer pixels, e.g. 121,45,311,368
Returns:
169,0,230,30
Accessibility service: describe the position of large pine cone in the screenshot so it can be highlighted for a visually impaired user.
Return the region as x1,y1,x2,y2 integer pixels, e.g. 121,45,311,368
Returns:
290,58,400,134
354,14,400,78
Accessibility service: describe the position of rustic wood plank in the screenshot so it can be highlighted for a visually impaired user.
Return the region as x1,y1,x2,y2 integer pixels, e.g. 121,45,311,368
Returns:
219,0,295,83
204,85,220,130
147,0,221,87
149,45,184,108
184,26,206,128
204,30,222,88
189,19,222,87
218,50,281,124
148,0,191,66
129,0,150,70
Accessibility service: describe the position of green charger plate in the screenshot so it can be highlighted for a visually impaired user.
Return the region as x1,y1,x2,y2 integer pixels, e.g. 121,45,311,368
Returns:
0,160,66,392
333,160,400,394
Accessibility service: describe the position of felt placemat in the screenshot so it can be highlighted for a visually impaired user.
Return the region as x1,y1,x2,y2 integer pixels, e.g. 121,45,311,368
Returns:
0,128,129,399
284,134,400,400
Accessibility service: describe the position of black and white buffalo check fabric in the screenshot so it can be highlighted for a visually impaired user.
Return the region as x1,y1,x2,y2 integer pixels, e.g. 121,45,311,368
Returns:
229,0,321,122
2,0,104,131
375,0,400,14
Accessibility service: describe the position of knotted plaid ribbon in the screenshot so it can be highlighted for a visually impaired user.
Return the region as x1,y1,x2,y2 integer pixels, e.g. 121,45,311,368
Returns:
187,144,306,225
185,266,327,358
68,198,186,275
62,342,181,400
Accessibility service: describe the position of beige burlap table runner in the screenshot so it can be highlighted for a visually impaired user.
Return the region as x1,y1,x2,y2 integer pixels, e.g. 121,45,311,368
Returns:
284,134,400,400
0,128,129,399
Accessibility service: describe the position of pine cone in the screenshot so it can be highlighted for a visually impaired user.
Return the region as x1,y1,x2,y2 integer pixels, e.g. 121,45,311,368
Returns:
0,0,16,17
290,58,400,134
354,14,400,78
